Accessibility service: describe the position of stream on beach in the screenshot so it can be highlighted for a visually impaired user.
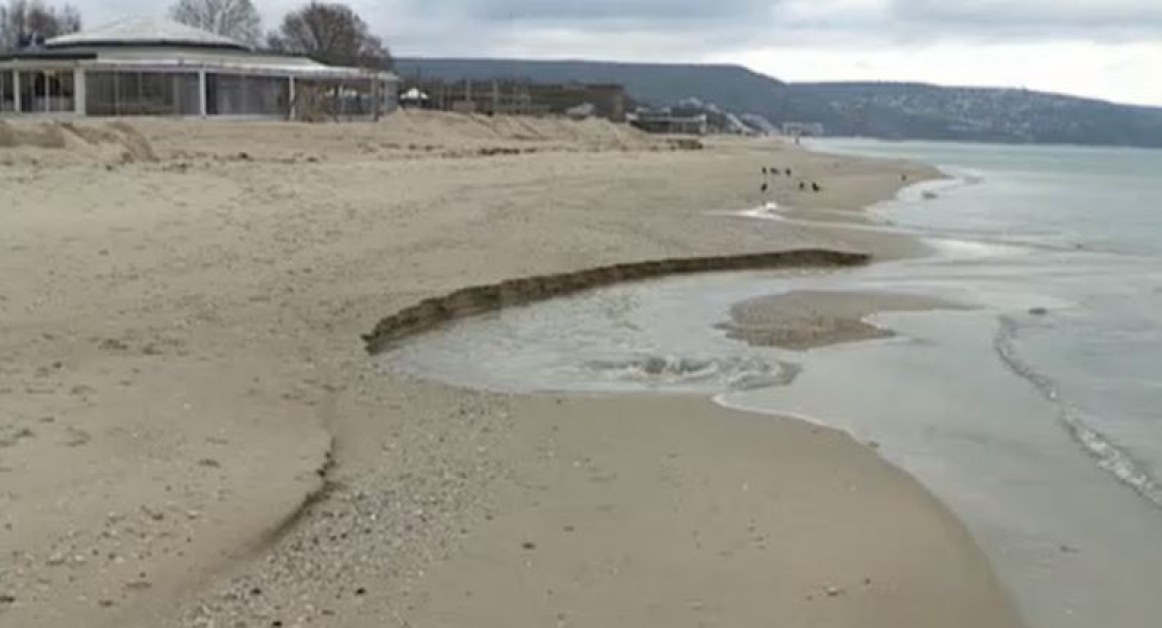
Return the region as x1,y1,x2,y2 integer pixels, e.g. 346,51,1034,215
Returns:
381,140,1162,628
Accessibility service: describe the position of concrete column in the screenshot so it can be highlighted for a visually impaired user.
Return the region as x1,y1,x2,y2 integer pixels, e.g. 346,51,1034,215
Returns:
198,70,208,117
73,68,86,116
288,76,296,120
12,70,21,113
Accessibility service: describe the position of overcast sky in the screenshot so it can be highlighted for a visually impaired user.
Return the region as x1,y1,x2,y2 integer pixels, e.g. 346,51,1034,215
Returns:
75,0,1162,106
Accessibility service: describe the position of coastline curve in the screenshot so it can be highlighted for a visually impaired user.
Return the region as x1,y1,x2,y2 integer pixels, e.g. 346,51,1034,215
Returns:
363,249,871,355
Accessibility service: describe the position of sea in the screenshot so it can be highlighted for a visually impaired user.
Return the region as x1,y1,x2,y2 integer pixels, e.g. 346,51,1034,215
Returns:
384,139,1162,628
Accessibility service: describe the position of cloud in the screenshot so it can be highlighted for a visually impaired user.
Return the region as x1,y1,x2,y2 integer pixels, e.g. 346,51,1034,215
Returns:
404,0,775,25
778,0,1162,43
68,0,1162,55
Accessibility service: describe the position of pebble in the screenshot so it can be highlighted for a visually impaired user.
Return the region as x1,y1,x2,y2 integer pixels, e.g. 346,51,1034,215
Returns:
142,505,166,521
825,586,844,597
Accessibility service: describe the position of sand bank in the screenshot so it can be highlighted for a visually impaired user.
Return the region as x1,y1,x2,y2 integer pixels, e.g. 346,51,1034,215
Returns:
0,111,1017,627
721,290,965,350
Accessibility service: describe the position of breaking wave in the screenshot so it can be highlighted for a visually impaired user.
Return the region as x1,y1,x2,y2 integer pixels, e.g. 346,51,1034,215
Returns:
994,315,1162,509
582,354,798,391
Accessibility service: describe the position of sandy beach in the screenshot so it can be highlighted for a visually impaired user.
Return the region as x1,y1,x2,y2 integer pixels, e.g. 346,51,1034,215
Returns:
0,112,1020,627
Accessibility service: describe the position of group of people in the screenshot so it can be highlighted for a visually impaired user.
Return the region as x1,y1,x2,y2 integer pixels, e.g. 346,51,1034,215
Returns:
760,166,822,195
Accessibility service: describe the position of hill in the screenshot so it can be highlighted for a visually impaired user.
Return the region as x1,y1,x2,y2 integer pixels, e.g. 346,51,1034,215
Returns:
791,82,1162,147
395,58,1162,147
393,58,801,122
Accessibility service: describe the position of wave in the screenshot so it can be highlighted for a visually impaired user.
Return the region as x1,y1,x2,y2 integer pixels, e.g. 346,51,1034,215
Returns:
994,315,1162,509
582,354,797,391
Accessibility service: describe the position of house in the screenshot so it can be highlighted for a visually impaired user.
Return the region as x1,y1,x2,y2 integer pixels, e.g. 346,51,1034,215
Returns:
0,17,398,119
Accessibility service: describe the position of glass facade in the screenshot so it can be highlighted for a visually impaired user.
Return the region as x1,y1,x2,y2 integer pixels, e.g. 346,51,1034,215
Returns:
86,71,201,116
0,70,14,111
1,65,386,119
11,69,75,113
206,74,289,116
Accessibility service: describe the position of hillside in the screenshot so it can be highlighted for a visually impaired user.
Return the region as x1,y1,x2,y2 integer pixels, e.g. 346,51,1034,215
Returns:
791,82,1162,147
393,58,801,121
396,57,1162,147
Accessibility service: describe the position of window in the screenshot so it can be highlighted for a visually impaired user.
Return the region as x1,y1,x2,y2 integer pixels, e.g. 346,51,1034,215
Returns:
86,71,200,116
0,71,14,112
206,73,289,116
13,69,75,113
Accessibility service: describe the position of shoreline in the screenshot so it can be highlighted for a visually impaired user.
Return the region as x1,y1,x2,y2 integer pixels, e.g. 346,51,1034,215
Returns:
0,112,1020,627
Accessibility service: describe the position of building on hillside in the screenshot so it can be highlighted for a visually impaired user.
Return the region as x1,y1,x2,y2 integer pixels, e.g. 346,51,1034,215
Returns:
627,111,709,135
0,18,398,119
398,78,627,122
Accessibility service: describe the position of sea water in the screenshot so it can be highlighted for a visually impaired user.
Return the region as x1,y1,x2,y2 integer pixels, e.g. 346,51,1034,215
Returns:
384,140,1162,628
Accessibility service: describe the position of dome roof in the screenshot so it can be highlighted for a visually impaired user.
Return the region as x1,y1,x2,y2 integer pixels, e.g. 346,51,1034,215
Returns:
45,17,250,51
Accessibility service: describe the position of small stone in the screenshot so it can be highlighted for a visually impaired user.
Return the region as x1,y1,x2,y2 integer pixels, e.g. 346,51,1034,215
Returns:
98,599,115,608
142,506,165,521
198,459,221,469
0,593,15,604
521,541,536,550
1029,307,1049,317
825,586,844,597
250,587,262,596
355,587,367,596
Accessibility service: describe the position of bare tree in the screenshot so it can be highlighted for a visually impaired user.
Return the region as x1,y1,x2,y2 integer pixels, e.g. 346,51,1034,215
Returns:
168,0,261,46
268,2,390,68
0,0,81,49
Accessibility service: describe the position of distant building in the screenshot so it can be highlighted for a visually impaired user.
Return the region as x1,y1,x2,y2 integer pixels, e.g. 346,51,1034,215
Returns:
782,122,825,137
627,111,708,135
398,78,627,122
0,17,398,119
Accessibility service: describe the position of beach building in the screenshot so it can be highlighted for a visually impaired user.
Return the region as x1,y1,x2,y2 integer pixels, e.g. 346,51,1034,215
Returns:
782,122,825,137
398,78,628,122
627,111,709,135
0,18,398,119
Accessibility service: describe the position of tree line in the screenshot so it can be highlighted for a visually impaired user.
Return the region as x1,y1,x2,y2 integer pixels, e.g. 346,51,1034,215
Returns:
0,0,391,68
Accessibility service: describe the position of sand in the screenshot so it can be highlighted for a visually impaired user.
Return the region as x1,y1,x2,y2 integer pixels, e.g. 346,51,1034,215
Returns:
0,111,1019,627
721,290,965,350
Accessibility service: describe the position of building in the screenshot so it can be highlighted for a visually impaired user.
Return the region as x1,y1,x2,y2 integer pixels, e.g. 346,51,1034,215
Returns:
627,111,709,135
398,78,627,122
0,17,398,119
782,122,825,137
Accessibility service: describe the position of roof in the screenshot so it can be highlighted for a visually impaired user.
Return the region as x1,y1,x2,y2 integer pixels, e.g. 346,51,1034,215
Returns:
45,17,249,51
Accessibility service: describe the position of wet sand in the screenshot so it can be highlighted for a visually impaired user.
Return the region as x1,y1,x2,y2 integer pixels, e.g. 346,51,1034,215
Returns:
721,290,965,350
0,111,1020,627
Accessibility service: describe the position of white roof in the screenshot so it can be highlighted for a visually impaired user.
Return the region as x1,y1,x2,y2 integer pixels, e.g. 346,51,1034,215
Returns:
46,17,248,51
